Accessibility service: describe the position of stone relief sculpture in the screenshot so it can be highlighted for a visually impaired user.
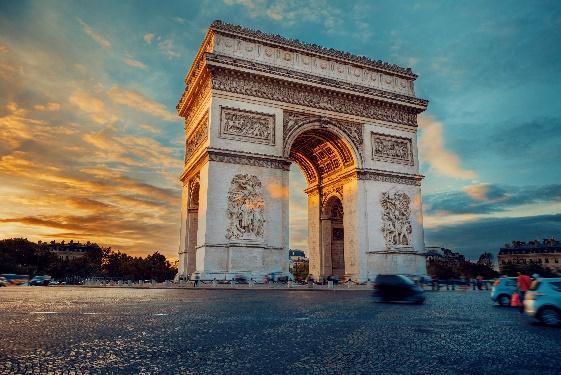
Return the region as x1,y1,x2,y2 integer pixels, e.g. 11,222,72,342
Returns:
185,113,208,162
226,174,265,240
220,107,275,145
380,191,412,248
372,133,413,165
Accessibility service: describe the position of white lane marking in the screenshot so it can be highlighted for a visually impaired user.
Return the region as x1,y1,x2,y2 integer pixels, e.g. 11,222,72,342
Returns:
83,312,98,315
30,311,58,314
153,313,168,316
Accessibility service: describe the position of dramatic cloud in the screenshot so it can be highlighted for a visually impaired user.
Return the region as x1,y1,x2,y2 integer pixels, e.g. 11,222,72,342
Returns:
77,18,111,49
107,86,178,121
424,183,561,216
418,115,477,180
425,214,561,260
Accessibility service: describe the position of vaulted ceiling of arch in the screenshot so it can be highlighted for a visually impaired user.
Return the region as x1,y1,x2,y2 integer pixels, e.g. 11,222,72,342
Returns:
290,129,355,185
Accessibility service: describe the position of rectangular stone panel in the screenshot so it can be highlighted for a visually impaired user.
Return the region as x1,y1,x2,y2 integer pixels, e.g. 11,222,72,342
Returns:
371,132,413,165
219,107,275,145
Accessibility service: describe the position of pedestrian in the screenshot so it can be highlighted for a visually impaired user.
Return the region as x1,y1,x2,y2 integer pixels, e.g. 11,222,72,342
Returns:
476,276,483,290
516,271,531,314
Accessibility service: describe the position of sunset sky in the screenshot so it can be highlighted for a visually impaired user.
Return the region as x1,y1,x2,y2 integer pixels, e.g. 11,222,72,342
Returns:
1,0,560,260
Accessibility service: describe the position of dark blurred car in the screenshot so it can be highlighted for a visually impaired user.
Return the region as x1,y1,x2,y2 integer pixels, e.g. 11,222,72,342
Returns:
29,275,51,286
326,275,340,285
233,275,249,284
373,274,425,304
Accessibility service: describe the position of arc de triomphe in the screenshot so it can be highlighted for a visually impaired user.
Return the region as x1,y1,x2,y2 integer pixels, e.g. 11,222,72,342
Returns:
176,21,428,282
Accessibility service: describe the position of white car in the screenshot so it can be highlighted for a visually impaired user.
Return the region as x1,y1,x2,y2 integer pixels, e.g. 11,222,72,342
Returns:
524,277,561,326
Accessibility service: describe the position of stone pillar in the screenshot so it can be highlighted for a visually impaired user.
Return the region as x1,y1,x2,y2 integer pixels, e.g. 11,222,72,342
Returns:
176,184,189,279
307,192,321,280
320,212,332,278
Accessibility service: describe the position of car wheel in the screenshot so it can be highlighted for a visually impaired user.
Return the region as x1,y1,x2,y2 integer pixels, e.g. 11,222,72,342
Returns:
497,294,510,307
539,307,561,326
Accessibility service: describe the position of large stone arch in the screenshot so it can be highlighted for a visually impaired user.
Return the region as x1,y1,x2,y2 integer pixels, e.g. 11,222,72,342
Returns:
176,21,429,282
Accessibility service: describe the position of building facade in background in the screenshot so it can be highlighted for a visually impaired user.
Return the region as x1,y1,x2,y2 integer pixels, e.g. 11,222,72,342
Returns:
176,21,428,282
41,240,98,261
498,239,561,273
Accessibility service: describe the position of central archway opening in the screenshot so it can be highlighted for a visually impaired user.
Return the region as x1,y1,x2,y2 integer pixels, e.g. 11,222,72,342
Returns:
287,127,357,282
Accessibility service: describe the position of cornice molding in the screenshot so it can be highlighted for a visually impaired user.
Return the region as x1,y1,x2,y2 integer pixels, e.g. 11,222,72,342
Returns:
210,20,416,78
207,148,291,170
210,67,420,127
207,53,427,109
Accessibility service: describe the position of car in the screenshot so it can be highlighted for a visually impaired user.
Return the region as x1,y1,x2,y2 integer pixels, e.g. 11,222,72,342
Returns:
491,277,517,306
524,277,561,326
0,277,7,287
29,275,51,286
373,274,425,304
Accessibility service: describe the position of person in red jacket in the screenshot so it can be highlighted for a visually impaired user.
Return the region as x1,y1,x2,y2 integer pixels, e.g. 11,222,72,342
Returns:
517,271,532,313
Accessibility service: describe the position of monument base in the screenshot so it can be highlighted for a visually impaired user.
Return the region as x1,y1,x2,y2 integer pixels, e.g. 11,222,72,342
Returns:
365,246,427,280
189,242,289,281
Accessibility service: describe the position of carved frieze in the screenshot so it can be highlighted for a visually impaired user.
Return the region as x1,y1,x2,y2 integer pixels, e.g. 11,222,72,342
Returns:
185,112,208,163
357,170,422,186
226,174,265,240
380,191,412,248
371,132,413,165
220,107,275,145
212,69,418,127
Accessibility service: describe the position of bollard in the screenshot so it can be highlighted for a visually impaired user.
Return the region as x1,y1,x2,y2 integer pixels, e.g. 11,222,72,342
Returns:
212,279,217,287
287,280,292,289
328,280,334,288
230,280,235,288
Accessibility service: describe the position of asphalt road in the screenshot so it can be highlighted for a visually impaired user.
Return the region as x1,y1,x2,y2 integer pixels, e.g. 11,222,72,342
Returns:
0,287,559,374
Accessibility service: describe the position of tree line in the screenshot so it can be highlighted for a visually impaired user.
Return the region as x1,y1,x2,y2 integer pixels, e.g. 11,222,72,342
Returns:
0,238,177,282
427,252,499,280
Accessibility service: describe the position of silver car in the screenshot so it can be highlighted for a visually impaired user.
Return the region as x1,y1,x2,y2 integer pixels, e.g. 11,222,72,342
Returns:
524,278,561,326
491,277,517,306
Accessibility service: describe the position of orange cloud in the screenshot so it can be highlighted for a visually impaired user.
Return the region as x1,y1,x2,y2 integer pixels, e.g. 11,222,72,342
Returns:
34,102,61,111
69,89,118,125
418,115,477,180
463,183,490,201
107,86,177,121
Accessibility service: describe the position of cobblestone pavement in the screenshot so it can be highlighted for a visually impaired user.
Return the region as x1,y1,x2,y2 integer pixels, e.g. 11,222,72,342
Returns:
0,288,559,374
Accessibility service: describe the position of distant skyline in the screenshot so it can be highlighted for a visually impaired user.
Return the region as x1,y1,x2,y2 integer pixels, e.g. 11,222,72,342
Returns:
1,1,560,260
